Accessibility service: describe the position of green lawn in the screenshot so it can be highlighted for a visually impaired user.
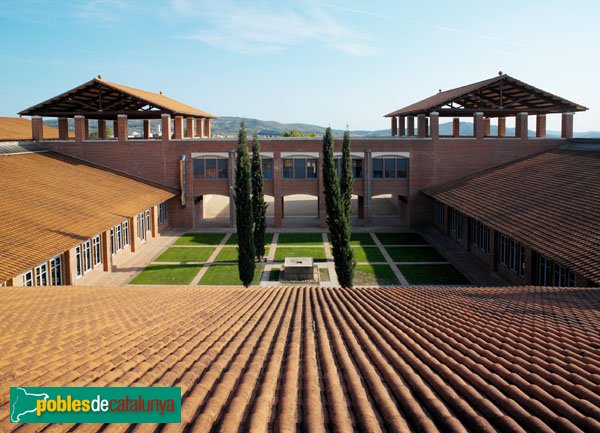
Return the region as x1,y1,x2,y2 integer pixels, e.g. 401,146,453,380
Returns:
175,233,226,246
130,264,201,285
351,246,385,263
274,247,326,262
328,233,375,246
386,246,446,262
199,264,264,285
227,232,274,245
375,233,428,245
214,247,269,262
354,264,399,286
277,233,324,245
154,247,215,263
399,264,469,285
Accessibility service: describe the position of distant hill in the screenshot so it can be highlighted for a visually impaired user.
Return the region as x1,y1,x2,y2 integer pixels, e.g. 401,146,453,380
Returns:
43,116,600,139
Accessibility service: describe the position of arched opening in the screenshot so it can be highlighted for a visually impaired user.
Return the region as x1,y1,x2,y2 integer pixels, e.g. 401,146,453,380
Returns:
371,194,408,227
194,194,231,227
264,195,275,227
282,194,319,227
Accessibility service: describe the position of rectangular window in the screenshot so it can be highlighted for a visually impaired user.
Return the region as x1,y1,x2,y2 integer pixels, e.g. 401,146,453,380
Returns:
92,235,101,266
115,225,122,251
449,208,463,240
283,159,293,178
499,234,509,266
110,228,115,255
262,158,273,179
83,240,92,273
536,254,551,286
551,262,577,287
159,203,168,224
384,158,395,178
206,159,217,179
217,158,228,179
352,158,362,178
123,220,130,246
23,269,34,286
434,201,445,225
35,263,48,286
49,255,63,286
146,209,151,233
396,158,408,178
193,159,205,178
306,158,317,178
75,245,82,277
139,212,146,242
373,158,383,178
471,220,490,253
294,158,306,179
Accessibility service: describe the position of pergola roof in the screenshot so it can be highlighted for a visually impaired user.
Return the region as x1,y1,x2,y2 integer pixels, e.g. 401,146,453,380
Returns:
385,74,588,118
19,76,216,120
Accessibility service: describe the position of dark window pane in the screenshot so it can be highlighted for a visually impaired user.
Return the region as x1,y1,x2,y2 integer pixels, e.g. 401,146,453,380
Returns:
193,159,205,178
206,159,217,179
373,159,383,178
283,159,293,179
218,158,228,179
385,158,395,178
353,159,362,178
262,158,273,179
396,158,407,178
294,158,306,179
307,158,317,178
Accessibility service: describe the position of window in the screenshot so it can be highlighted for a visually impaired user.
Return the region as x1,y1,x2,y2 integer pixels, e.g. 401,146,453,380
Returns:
115,224,122,251
306,158,317,179
262,158,273,179
217,158,228,179
282,157,318,179
146,209,151,233
193,159,205,178
23,270,34,286
35,263,49,286
550,262,577,287
352,159,363,178
123,220,130,246
373,158,383,178
294,158,306,179
283,159,293,178
49,255,63,286
82,240,92,273
434,201,445,225
499,234,509,266
396,158,408,178
75,246,82,277
206,159,217,178
373,157,408,179
194,158,228,179
536,254,551,286
92,235,101,266
159,203,168,224
499,234,525,277
139,212,146,242
385,158,395,178
471,219,490,253
449,208,463,240
110,228,115,255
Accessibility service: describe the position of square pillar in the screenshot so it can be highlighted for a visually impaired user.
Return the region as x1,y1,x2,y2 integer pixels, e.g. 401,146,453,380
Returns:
173,116,183,139
186,117,194,138
535,114,546,138
130,216,138,253
84,118,90,140
417,114,427,137
498,117,506,137
452,118,460,137
63,249,75,285
398,116,405,136
364,149,373,226
74,115,86,142
204,118,211,138
161,114,171,142
473,112,484,139
143,120,151,139
58,117,69,140
406,116,415,136
98,119,106,139
561,112,573,139
429,112,439,139
516,112,528,140
357,196,364,219
196,118,204,138
391,116,398,136
151,205,159,238
31,116,44,141
101,231,112,272
117,114,128,142
273,151,283,227
484,118,491,137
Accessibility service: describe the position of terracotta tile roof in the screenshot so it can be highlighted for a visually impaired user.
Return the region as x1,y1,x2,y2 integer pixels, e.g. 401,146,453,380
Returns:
0,117,71,141
0,152,175,282
1,285,599,432
423,143,600,284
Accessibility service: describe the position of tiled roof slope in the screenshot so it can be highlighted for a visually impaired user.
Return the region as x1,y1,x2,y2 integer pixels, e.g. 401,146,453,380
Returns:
424,143,600,285
0,152,175,282
1,285,599,432
0,116,68,141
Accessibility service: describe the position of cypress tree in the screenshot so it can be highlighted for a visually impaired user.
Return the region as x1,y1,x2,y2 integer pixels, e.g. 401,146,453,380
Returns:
251,133,267,260
234,121,255,286
322,127,354,288
340,129,353,220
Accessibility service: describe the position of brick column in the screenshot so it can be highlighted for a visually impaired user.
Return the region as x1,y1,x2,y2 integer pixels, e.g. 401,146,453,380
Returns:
173,116,183,139
186,117,194,138
273,151,283,227
473,112,484,139
398,116,405,136
536,114,546,138
58,117,69,140
196,118,204,138
452,118,460,137
406,116,415,136
561,112,573,139
498,117,506,137
74,115,85,142
130,216,138,253
64,248,76,285
429,112,439,139
84,118,90,140
318,150,327,228
101,231,112,272
229,149,236,228
117,114,128,142
517,112,528,140
204,118,211,138
417,114,427,137
151,205,159,237
391,116,398,136
161,114,171,142
98,119,106,139
31,116,44,141
364,149,372,226
143,120,151,139
484,118,491,137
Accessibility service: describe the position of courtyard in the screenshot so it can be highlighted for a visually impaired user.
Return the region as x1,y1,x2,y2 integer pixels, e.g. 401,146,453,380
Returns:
130,231,469,286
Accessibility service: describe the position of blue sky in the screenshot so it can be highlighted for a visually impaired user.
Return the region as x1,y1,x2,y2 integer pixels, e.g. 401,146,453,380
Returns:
1,0,598,131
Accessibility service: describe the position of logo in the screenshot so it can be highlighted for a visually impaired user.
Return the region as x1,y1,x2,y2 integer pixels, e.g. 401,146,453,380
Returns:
10,387,181,424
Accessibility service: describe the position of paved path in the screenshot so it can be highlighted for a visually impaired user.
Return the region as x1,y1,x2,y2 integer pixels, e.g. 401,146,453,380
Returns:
190,233,232,285
369,232,409,285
